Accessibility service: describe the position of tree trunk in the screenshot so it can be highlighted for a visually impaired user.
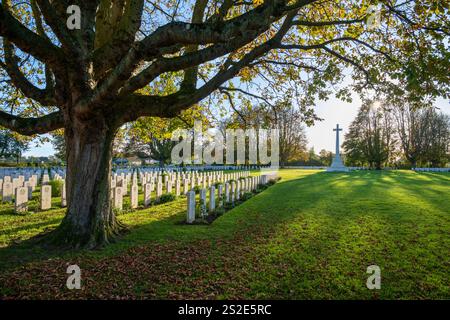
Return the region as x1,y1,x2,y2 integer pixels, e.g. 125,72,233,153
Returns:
45,116,126,249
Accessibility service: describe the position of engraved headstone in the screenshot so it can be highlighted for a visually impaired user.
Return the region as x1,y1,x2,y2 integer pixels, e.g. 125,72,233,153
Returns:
24,181,33,200
113,187,123,210
209,186,215,212
144,183,152,207
42,174,50,185
231,181,236,203
186,191,196,223
199,189,207,218
15,187,28,213
40,185,52,210
183,179,189,195
2,182,13,202
61,181,67,207
175,180,181,197
130,184,138,209
156,181,162,201
224,183,230,203
166,180,172,194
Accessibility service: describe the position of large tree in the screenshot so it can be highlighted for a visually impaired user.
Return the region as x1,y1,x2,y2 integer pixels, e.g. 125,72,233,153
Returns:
393,103,450,167
0,0,449,248
343,100,396,169
424,112,450,167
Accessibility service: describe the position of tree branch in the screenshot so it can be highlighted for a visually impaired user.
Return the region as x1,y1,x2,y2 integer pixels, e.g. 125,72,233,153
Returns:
292,18,365,27
0,3,65,72
0,110,63,136
0,43,56,106
35,0,80,53
118,10,299,122
92,0,313,103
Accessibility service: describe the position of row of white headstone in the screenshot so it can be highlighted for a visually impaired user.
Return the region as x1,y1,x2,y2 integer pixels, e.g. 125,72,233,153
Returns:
0,172,65,213
412,167,450,172
7,169,256,213
110,170,251,211
186,173,278,223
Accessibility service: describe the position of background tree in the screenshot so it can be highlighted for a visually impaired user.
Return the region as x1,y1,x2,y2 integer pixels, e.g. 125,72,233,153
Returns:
424,112,450,167
51,131,65,163
275,99,309,166
1,0,449,248
393,103,431,167
0,128,29,163
148,138,177,167
392,103,450,167
343,100,396,169
318,149,333,166
122,111,200,165
306,147,322,166
226,95,309,166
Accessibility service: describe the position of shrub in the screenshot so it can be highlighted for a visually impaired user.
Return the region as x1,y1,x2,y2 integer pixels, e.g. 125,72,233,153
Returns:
214,207,226,216
258,184,268,191
49,179,64,197
224,202,234,210
159,193,176,204
241,192,253,201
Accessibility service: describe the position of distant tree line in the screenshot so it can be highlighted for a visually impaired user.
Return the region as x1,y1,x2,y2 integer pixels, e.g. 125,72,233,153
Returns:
286,148,333,167
343,100,450,169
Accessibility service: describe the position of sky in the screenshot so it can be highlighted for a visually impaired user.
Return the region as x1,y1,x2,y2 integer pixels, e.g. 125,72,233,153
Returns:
23,96,450,157
305,96,450,152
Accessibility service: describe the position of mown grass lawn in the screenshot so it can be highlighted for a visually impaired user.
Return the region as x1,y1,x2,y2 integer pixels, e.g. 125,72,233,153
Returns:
0,169,448,299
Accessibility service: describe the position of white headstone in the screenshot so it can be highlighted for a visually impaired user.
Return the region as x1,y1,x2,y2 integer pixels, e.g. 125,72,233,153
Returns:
224,183,230,203
217,184,223,207
231,181,236,203
144,183,152,207
61,181,67,207
209,186,215,212
2,182,13,202
40,185,52,210
186,191,196,223
42,174,50,185
113,187,123,210
175,180,181,197
199,189,207,218
156,181,162,201
24,181,33,200
15,187,28,213
183,179,189,195
130,184,138,209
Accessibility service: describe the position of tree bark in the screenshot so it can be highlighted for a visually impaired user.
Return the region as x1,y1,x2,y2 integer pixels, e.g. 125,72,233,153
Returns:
45,115,126,249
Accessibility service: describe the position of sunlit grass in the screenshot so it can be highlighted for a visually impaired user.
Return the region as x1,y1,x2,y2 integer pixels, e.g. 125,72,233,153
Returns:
0,169,448,299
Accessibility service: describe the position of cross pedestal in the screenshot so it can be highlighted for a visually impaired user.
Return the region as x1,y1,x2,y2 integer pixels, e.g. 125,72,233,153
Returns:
327,124,349,172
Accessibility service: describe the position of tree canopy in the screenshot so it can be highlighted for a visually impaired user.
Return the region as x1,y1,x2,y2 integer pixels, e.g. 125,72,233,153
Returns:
0,0,449,137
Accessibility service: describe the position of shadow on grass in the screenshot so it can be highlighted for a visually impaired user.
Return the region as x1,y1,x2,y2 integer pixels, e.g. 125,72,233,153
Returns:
1,170,448,276
0,172,321,272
